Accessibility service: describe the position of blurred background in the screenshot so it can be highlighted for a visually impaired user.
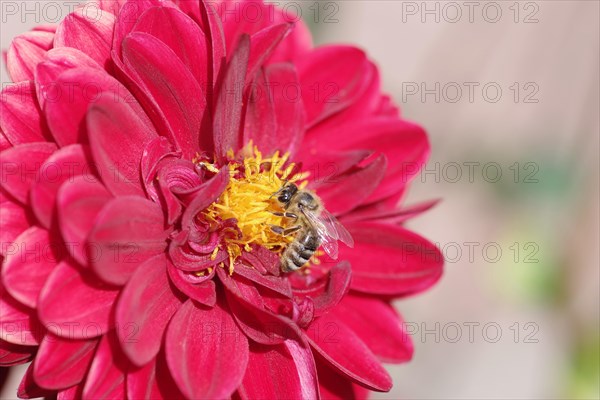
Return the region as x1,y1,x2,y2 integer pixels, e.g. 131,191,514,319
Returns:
2,1,599,399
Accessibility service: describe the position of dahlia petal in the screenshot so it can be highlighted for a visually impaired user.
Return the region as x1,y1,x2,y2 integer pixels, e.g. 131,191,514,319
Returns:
234,263,292,298
34,47,103,111
57,385,82,400
35,46,102,80
315,154,387,216
87,196,168,286
33,334,98,390
365,127,429,204
2,227,58,309
169,241,228,272
166,299,249,400
300,149,373,186
298,46,370,126
270,63,306,153
37,260,120,339
17,363,53,399
0,142,57,204
132,6,209,92
6,31,54,82
82,332,127,400
112,0,165,59
240,244,280,276
246,23,292,83
122,32,206,158
307,261,352,317
0,130,11,152
116,254,183,367
127,353,185,400
42,67,140,147
341,222,443,296
338,295,413,363
140,136,181,205
0,81,49,145
306,313,392,392
245,63,305,156
155,159,203,218
243,69,276,154
344,199,440,224
56,176,112,266
218,268,300,345
306,118,430,203
0,339,35,366
317,362,368,400
87,91,158,196
213,34,250,161
181,167,230,230
0,201,29,257
264,8,313,64
0,288,41,346
309,61,381,130
98,0,127,15
54,8,115,69
238,339,319,400
126,359,162,400
30,144,92,229
166,261,217,306
199,0,226,89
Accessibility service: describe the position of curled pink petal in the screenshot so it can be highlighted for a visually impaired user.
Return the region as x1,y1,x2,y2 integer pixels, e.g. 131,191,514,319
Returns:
166,261,217,307
219,268,300,345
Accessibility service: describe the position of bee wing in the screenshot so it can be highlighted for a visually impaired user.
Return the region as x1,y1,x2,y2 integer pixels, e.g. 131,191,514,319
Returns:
319,233,339,260
318,208,355,248
301,207,354,260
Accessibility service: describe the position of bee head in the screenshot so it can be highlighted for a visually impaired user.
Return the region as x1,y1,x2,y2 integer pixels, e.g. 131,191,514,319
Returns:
276,183,298,205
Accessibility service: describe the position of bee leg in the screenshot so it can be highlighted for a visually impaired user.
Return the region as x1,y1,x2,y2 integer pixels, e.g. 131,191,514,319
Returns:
270,211,298,220
270,225,301,236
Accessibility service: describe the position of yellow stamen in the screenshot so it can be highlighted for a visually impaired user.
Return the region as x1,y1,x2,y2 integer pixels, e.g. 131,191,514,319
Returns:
202,144,303,273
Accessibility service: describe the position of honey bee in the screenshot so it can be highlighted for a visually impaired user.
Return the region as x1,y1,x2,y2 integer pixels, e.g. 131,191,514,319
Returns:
270,182,354,272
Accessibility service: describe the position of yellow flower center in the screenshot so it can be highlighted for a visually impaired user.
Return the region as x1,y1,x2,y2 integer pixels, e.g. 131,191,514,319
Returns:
201,145,308,273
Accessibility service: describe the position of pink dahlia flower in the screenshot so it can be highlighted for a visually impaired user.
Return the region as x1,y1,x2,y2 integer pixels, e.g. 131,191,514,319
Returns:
0,0,443,398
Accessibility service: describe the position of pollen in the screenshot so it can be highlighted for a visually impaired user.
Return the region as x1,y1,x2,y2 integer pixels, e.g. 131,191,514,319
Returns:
202,144,308,273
